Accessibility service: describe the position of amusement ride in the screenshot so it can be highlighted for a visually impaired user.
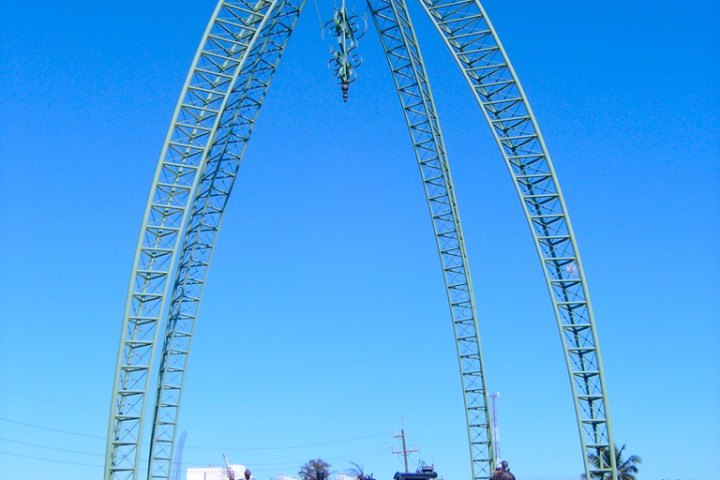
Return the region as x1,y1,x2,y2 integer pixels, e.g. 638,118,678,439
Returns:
104,1,619,480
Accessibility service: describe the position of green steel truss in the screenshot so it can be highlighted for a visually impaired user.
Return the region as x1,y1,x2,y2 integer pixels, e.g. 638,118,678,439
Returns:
367,1,493,478
104,1,304,479
414,0,617,478
105,1,617,480
147,2,304,479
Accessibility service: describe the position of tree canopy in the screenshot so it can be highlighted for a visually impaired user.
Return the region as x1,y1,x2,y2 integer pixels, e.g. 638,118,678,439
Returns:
299,459,332,480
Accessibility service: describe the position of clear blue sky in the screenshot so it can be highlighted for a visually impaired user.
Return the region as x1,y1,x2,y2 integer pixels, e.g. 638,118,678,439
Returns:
1,1,718,480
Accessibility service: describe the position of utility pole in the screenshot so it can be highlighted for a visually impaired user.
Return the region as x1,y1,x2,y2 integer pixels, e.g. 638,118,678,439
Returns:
489,393,501,466
392,419,418,473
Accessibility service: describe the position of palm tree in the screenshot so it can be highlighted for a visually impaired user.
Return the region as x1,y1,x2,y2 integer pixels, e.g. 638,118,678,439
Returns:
582,444,641,480
347,462,367,480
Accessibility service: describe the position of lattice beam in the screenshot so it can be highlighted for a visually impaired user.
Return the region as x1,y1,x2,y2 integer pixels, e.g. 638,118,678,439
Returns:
368,0,494,478
147,2,305,479
415,1,617,478
104,1,293,479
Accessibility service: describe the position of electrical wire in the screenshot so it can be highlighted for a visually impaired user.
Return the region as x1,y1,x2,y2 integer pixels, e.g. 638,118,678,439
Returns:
0,447,393,475
0,416,390,451
0,436,104,457
0,450,103,468
1,415,396,474
0,417,104,439
1,416,394,463
0,446,393,472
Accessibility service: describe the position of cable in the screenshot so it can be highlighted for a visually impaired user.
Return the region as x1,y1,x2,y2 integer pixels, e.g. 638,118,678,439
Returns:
1,416,392,455
0,447,390,474
0,417,392,444
0,417,104,439
0,389,388,436
0,436,104,457
0,450,103,468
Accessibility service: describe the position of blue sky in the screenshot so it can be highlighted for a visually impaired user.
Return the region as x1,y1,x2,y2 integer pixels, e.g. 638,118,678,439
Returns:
1,1,718,480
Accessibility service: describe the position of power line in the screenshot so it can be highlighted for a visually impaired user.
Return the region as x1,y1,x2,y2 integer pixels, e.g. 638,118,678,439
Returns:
0,417,392,459
0,450,103,468
0,389,388,435
0,445,392,473
0,435,391,465
0,416,390,451
0,436,104,457
0,417,104,439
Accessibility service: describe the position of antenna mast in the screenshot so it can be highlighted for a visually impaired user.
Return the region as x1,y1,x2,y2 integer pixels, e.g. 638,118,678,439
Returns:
489,393,501,465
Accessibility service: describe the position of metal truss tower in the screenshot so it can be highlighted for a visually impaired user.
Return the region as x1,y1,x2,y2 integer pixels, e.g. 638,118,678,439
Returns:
104,2,617,480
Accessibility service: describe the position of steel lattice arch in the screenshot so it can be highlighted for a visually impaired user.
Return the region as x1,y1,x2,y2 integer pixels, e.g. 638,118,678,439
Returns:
104,1,618,480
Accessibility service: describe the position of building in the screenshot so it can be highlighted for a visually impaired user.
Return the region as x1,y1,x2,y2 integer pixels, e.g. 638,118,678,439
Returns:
188,464,246,480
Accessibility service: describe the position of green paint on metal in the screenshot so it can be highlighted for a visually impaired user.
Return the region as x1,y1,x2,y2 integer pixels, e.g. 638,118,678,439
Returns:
105,1,618,479
104,1,299,479
367,0,494,478
325,0,366,102
147,2,305,479
413,1,617,478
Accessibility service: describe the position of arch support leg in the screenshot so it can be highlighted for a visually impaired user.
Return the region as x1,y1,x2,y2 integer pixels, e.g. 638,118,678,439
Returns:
368,1,494,478
415,1,617,478
147,2,305,479
104,1,304,479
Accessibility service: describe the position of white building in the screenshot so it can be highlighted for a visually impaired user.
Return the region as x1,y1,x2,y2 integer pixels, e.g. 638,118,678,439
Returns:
188,464,246,480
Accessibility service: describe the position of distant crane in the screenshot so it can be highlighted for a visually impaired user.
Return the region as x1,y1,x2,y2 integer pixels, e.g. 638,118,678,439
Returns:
489,393,501,465
173,431,187,480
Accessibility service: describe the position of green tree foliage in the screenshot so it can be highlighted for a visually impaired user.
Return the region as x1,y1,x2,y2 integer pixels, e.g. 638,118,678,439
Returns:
582,444,642,480
299,459,332,480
